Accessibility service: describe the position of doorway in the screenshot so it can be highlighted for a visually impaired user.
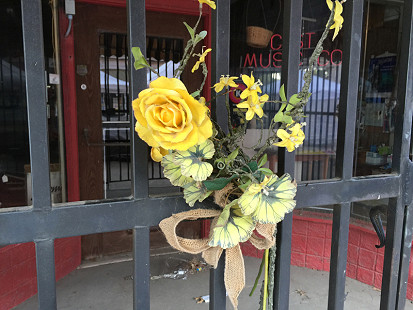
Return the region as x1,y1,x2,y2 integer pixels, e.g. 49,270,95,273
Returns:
73,3,205,259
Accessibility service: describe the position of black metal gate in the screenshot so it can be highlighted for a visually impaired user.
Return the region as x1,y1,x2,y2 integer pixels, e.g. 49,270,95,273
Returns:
0,0,412,309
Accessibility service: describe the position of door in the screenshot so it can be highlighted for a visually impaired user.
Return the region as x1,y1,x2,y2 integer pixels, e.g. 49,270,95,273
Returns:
73,3,205,259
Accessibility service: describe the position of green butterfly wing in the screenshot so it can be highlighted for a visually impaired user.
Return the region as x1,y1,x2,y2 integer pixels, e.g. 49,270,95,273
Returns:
209,202,255,249
174,140,215,182
183,182,212,207
161,154,193,187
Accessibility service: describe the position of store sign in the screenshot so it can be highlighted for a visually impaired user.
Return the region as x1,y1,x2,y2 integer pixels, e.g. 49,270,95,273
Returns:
242,32,343,68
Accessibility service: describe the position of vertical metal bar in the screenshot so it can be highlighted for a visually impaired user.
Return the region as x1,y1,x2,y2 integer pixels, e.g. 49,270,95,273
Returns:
273,0,302,308
273,213,293,309
210,253,226,310
382,0,413,308
133,226,150,310
21,0,51,209
335,0,364,180
127,0,149,198
35,239,57,310
327,203,350,310
211,0,230,133
209,2,231,308
381,198,405,310
396,203,413,310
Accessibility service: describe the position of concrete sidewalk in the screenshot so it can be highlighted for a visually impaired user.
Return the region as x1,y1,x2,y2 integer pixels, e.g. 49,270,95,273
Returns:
14,253,413,310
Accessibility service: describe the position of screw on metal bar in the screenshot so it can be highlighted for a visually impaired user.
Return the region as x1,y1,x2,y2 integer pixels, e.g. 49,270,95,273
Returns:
369,206,386,248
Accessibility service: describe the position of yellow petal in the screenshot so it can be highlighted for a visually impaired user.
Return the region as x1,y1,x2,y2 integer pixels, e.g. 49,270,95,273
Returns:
135,122,159,148
150,76,187,91
199,0,216,9
236,102,250,109
241,73,253,87
213,82,225,93
246,109,254,121
326,0,333,10
276,129,290,140
151,147,168,162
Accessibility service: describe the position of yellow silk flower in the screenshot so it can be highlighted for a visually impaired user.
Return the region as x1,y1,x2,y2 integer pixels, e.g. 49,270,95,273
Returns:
192,48,212,73
237,94,268,121
213,75,238,93
326,0,344,41
132,76,213,154
199,0,216,9
240,72,262,102
274,123,305,152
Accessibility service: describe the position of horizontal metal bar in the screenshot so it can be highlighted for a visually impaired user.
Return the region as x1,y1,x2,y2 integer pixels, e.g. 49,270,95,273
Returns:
133,226,150,310
327,203,350,310
35,239,57,310
296,175,400,208
21,0,51,210
0,175,401,245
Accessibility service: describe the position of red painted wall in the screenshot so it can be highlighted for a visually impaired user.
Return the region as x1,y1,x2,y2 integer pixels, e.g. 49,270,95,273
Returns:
240,215,413,300
0,238,81,310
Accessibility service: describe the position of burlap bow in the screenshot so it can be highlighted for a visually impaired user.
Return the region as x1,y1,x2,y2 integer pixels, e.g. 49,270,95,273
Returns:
159,208,276,309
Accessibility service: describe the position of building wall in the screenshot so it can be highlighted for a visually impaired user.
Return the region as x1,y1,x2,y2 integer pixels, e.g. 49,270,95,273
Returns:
0,237,81,310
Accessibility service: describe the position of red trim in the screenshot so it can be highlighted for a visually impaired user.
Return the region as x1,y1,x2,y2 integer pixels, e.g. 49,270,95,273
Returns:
59,8,80,202
76,0,210,15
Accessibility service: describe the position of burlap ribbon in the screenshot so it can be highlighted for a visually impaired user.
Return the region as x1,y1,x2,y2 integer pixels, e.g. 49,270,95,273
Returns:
159,208,276,309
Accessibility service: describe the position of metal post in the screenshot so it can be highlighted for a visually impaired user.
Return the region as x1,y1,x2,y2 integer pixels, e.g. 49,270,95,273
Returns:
127,0,149,198
35,239,57,310
21,0,51,210
133,226,150,310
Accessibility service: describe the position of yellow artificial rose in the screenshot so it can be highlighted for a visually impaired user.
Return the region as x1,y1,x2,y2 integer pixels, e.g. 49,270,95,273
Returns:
132,76,213,151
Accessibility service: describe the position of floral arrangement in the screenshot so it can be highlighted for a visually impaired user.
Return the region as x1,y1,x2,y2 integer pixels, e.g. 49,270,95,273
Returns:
131,0,344,309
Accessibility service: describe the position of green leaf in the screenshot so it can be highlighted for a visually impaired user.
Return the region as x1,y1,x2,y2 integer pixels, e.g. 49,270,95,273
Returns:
131,47,149,70
209,202,255,249
289,94,301,105
190,90,200,98
282,114,293,124
183,182,212,207
183,22,195,40
193,31,208,45
161,154,193,187
273,111,285,123
203,175,238,191
257,154,268,168
238,180,252,191
227,148,239,161
257,168,274,176
248,161,259,172
279,84,286,102
174,140,215,181
238,174,297,224
198,30,207,39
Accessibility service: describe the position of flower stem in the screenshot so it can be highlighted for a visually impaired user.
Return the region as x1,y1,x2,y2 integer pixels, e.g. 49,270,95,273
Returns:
173,10,203,78
225,86,234,135
262,249,269,310
249,254,265,296
267,227,278,309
